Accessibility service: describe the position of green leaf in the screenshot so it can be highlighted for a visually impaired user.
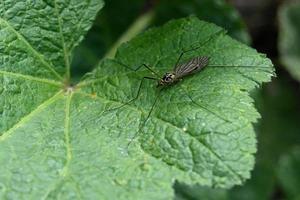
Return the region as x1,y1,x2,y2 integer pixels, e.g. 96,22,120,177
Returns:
0,3,274,199
0,0,103,138
80,17,274,189
277,147,300,200
279,1,300,82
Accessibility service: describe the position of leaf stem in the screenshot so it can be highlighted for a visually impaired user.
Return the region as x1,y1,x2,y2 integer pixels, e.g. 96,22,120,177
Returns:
104,11,155,59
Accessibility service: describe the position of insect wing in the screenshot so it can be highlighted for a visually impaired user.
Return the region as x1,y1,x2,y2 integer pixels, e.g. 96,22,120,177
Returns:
174,56,209,78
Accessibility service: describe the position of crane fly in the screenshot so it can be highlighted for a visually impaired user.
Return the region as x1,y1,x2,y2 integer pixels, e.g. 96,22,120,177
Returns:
107,53,210,147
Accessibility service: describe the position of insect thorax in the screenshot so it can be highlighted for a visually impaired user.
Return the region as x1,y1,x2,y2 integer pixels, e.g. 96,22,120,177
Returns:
158,72,176,86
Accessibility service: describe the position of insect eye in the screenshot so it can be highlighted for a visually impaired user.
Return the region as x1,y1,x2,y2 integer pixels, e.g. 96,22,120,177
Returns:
165,76,172,82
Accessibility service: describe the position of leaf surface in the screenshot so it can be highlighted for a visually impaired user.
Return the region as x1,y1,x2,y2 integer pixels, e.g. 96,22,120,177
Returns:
0,3,274,199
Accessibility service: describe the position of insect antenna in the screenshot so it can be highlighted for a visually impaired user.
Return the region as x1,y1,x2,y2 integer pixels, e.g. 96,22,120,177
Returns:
113,59,161,78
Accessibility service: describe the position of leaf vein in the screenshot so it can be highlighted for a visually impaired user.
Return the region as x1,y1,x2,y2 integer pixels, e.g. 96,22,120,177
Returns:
0,17,63,80
77,91,244,181
0,91,63,141
150,116,244,182
0,70,62,86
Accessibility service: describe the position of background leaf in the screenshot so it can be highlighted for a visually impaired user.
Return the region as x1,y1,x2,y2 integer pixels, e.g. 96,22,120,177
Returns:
277,147,300,200
278,1,300,82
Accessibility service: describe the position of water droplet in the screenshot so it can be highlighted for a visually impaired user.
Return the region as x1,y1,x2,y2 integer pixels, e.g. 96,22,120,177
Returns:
114,178,127,186
118,147,129,156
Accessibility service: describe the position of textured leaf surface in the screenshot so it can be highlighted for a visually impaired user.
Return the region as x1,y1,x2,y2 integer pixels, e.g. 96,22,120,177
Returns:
0,3,274,200
279,1,300,82
0,0,104,79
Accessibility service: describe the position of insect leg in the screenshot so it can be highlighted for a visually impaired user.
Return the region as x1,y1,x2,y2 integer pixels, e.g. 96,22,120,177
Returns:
173,46,210,71
208,65,273,74
112,60,161,79
179,85,231,123
127,90,161,147
135,64,161,79
105,76,158,112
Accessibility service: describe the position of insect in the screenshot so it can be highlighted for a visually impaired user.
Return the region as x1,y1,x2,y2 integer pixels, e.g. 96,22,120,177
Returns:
109,46,211,108
107,51,211,147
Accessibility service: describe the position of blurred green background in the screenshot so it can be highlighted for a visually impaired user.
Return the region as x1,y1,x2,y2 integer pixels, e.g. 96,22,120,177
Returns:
72,0,300,199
